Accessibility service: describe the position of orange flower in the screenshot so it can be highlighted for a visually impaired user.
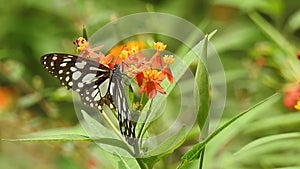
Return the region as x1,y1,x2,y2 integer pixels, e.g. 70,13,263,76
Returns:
73,39,174,100
110,41,145,56
138,68,166,98
109,41,146,66
109,45,124,57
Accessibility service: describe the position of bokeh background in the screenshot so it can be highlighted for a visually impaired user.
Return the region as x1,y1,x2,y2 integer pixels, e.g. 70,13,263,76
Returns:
1,0,300,168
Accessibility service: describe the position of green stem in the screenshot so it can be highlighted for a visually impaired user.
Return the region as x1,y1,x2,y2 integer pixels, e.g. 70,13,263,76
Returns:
137,99,153,138
136,158,148,169
199,146,205,169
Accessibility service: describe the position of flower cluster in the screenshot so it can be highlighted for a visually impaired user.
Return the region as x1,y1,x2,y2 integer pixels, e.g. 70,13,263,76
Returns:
250,42,300,111
73,37,174,99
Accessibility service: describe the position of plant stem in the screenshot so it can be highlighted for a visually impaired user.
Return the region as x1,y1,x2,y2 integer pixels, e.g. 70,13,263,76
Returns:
199,146,205,169
137,99,153,138
136,158,148,169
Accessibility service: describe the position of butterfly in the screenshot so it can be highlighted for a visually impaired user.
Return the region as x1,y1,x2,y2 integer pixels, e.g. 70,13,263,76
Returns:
40,53,136,146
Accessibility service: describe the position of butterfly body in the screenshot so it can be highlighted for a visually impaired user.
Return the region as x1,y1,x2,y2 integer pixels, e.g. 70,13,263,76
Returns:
41,53,136,145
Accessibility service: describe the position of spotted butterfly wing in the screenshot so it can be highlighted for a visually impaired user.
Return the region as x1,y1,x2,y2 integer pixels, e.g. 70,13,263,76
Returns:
40,53,136,145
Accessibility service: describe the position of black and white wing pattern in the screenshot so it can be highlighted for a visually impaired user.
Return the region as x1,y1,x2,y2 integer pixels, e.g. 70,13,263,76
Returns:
40,53,136,145
110,65,136,145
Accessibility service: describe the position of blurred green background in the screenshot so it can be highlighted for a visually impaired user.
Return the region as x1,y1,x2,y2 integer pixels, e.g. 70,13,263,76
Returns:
1,0,300,168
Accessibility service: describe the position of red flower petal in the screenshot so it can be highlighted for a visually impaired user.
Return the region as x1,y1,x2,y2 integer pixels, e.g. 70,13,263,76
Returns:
146,82,157,98
136,72,144,87
154,82,166,95
138,81,157,98
162,67,174,83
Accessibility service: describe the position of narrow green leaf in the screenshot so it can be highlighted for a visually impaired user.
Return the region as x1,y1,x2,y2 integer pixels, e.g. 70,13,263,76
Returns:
177,142,205,169
118,155,141,169
1,125,91,142
248,11,295,57
81,110,133,153
235,132,300,155
179,93,279,168
195,34,210,136
2,134,91,142
82,25,88,41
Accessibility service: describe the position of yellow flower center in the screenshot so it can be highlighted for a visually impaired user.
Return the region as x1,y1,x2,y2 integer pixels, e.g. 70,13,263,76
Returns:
154,42,167,51
129,45,139,55
143,68,161,81
75,37,89,51
119,50,129,60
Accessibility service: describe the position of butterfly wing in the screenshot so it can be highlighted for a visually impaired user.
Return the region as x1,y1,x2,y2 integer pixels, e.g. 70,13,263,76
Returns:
41,53,136,145
40,53,114,110
110,66,136,145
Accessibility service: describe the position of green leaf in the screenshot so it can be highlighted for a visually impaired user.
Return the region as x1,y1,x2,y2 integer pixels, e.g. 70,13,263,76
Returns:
118,155,141,169
195,34,210,137
178,142,205,168
141,127,187,168
81,110,134,153
82,25,88,41
1,126,91,142
145,126,187,156
235,132,300,155
2,134,91,142
90,146,141,169
178,93,279,168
